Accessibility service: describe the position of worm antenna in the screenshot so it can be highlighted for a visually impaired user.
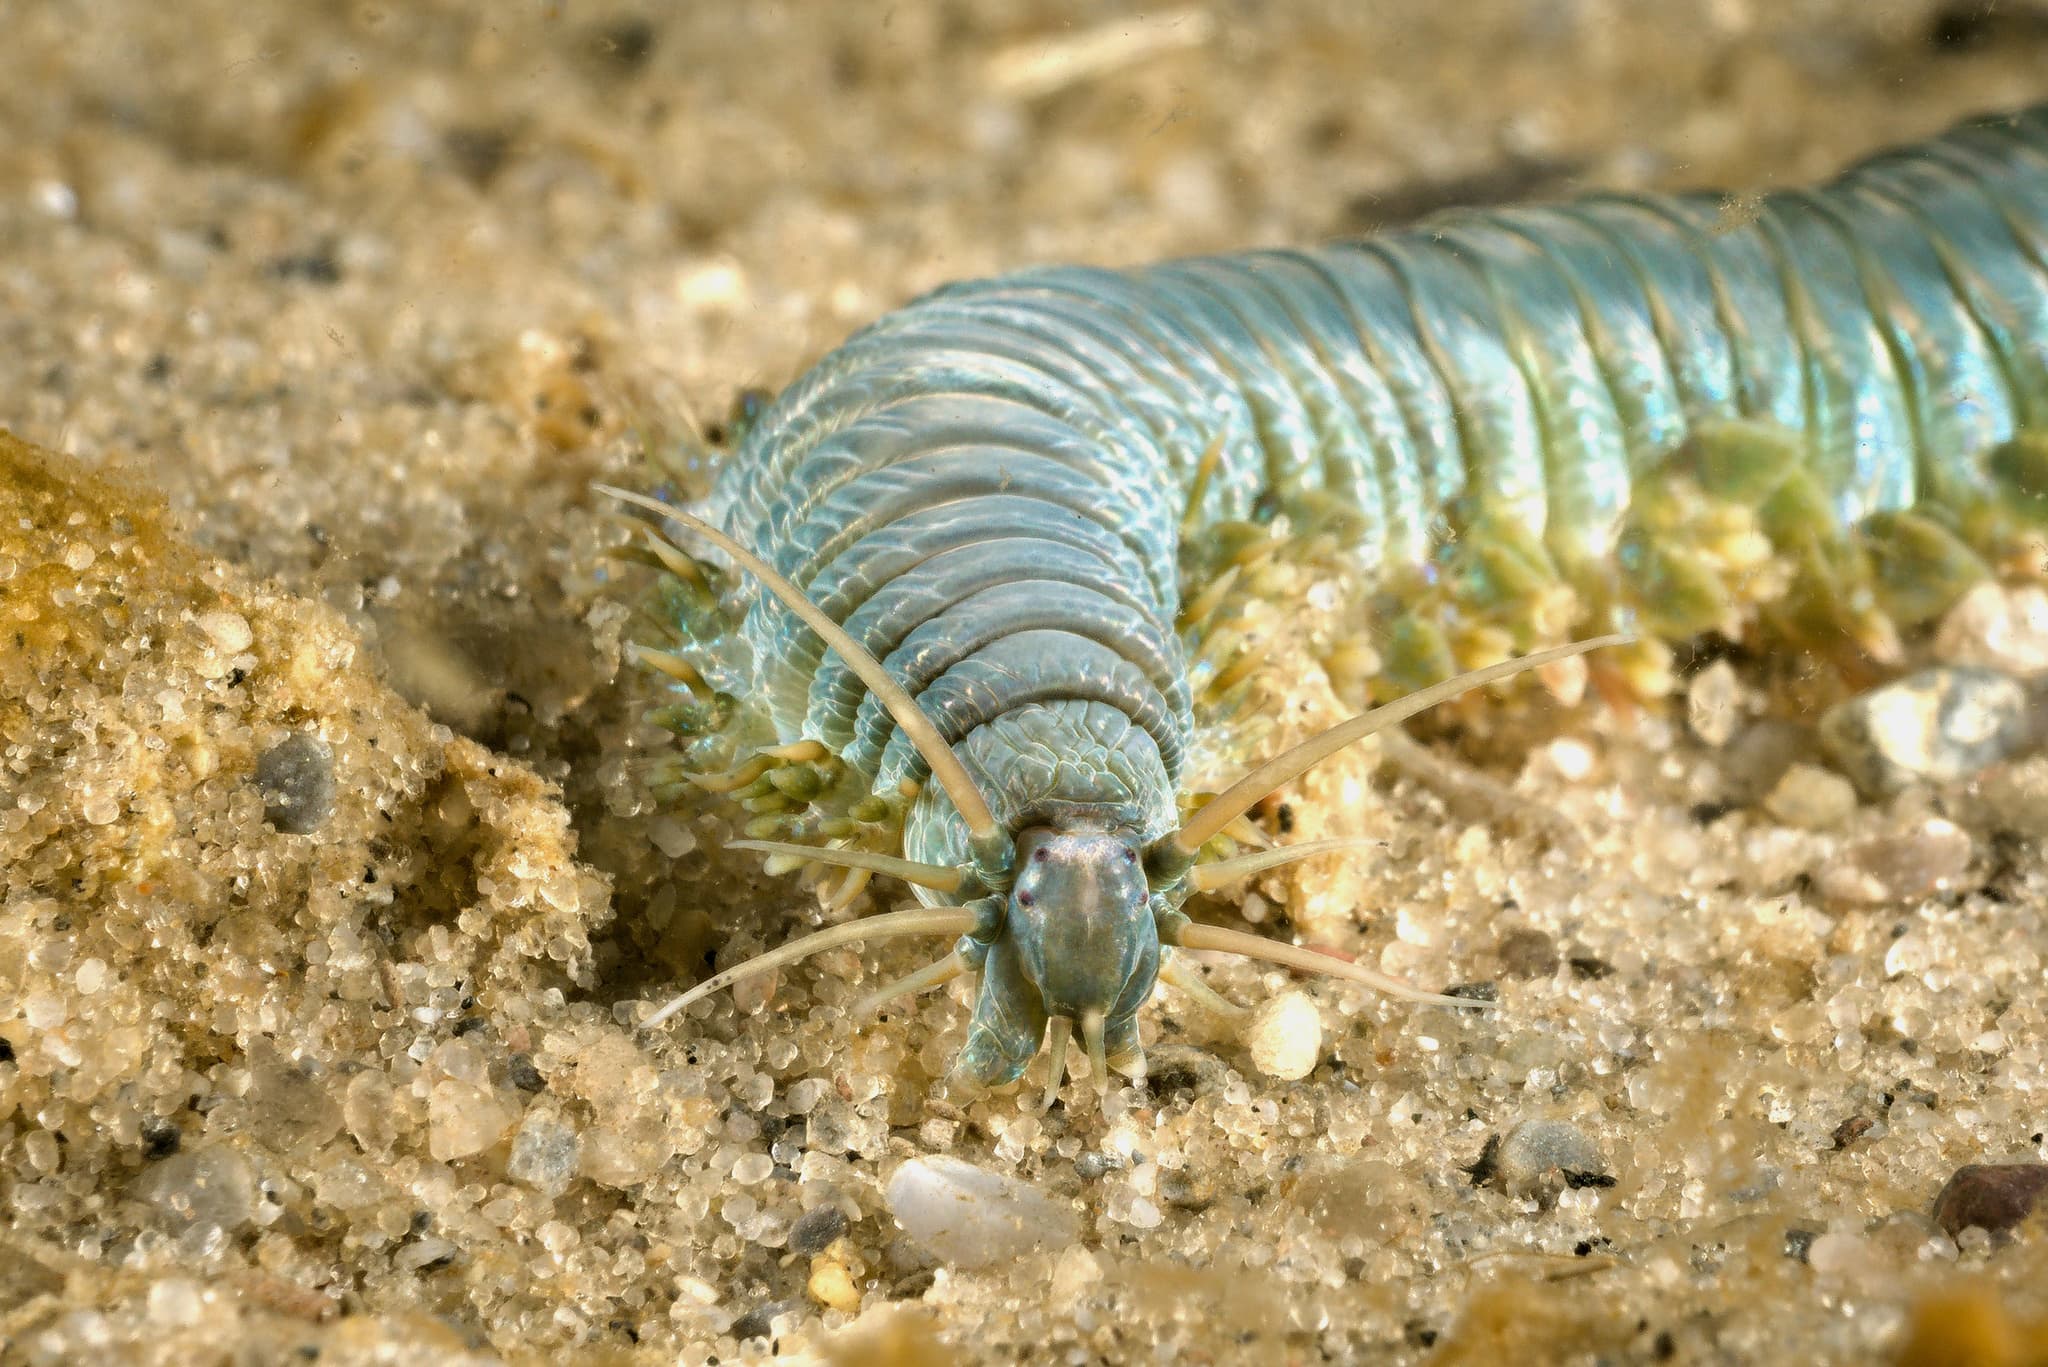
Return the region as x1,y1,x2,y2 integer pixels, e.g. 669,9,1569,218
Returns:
1169,921,1496,1009
1157,951,1250,1018
594,484,1003,844
1187,837,1384,893
638,905,977,1031
852,950,968,1018
728,839,966,893
1041,1016,1074,1112
1164,635,1633,859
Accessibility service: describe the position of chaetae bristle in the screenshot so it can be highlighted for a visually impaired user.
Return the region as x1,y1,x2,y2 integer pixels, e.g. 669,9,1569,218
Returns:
592,483,1004,845
1166,635,1633,858
728,839,965,893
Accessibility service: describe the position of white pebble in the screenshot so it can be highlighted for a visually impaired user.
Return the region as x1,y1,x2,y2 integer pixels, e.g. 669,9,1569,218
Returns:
1687,659,1743,747
196,610,253,653
394,1236,458,1272
1048,1245,1101,1306
1762,763,1856,830
884,1155,1078,1269
675,258,748,310
648,815,698,859
1544,737,1595,782
1934,582,2048,677
427,1080,516,1161
1246,990,1322,1081
1495,1118,1605,1195
22,992,68,1030
145,1279,206,1327
508,1110,581,1198
1806,1231,1874,1280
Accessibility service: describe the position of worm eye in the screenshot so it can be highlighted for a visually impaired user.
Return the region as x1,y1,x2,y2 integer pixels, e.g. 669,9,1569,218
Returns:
1017,891,1034,907
1032,848,1050,863
1122,847,1138,862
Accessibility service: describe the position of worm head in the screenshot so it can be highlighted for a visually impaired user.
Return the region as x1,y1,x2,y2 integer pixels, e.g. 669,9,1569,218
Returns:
952,826,1157,1099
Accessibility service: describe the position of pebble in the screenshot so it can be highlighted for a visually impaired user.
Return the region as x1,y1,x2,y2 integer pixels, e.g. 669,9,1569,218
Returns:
195,609,254,654
807,1255,862,1312
1933,582,2048,677
254,732,336,834
138,1147,257,1234
1687,659,1744,747
1967,758,2048,841
393,1236,458,1273
145,1278,206,1328
883,1155,1078,1269
1495,928,1560,979
505,1053,547,1093
1245,990,1323,1081
1158,1170,1217,1212
508,1109,581,1197
1805,1230,1877,1280
729,1300,798,1343
1761,762,1857,830
1073,1151,1118,1181
789,1205,848,1256
1930,1163,2048,1240
731,1152,775,1185
244,1040,344,1149
1491,1119,1608,1199
1048,1245,1102,1307
139,1116,181,1160
1819,667,2029,797
427,1079,517,1162
1719,718,1823,807
1816,817,1976,906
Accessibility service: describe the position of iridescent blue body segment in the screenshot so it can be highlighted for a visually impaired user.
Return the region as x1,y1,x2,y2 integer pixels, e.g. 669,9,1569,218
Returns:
699,106,2048,880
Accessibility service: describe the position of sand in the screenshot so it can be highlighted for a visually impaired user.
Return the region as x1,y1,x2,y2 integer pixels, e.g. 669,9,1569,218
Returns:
4,2,2048,1362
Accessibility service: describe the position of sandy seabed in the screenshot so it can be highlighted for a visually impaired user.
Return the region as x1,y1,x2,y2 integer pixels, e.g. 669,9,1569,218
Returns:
4,2,2048,1363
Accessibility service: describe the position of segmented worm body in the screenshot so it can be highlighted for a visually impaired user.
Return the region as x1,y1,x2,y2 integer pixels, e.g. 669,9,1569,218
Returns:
631,106,2048,1092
